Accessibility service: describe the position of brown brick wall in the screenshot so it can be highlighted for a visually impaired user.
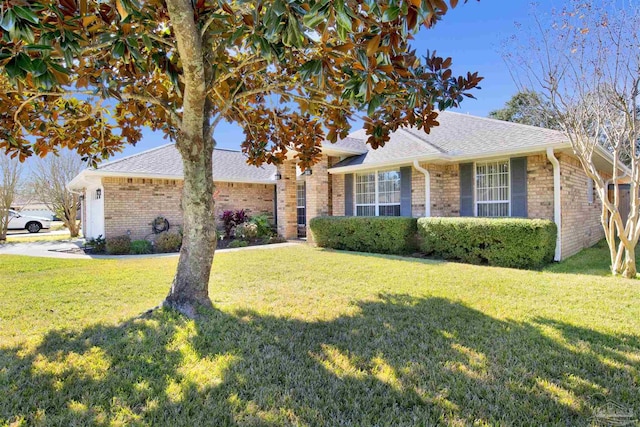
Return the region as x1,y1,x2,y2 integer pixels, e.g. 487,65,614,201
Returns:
306,155,331,242
102,177,274,240
527,154,555,220
276,161,297,239
558,154,604,259
411,165,426,217
331,173,346,216
428,163,461,217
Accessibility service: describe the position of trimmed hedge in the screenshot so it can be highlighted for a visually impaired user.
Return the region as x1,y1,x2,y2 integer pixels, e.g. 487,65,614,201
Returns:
417,217,557,269
155,231,182,253
106,235,131,255
310,216,418,255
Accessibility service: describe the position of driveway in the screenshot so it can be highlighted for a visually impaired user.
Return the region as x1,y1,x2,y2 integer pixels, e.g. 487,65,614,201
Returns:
7,229,71,237
0,239,90,259
0,240,301,259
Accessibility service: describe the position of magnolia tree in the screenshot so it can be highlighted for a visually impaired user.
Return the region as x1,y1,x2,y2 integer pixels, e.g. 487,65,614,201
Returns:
0,156,22,241
506,1,640,278
33,152,84,237
0,0,482,315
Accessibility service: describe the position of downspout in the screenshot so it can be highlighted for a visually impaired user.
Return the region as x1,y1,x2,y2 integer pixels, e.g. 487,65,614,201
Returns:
546,148,562,261
413,160,431,217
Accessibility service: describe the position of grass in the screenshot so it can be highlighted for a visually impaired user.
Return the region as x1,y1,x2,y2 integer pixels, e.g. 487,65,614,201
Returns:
0,244,639,426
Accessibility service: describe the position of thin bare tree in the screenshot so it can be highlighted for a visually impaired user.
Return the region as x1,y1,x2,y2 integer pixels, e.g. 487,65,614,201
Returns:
33,152,85,237
506,0,640,278
0,156,22,241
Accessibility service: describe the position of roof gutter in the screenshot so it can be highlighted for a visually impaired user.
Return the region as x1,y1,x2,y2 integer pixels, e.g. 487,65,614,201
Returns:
413,160,430,217
546,147,562,261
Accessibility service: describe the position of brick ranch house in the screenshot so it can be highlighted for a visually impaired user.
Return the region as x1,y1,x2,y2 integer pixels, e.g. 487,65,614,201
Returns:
68,111,621,261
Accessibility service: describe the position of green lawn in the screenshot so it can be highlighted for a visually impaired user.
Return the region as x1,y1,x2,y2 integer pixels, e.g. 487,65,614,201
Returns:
0,245,639,426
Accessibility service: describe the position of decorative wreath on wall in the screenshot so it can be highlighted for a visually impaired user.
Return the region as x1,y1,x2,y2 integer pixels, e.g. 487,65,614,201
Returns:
151,216,170,234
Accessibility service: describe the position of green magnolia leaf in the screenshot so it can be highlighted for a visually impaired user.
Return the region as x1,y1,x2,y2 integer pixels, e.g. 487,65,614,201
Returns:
141,34,153,51
303,10,326,28
298,59,322,81
4,58,25,79
382,5,400,22
31,59,48,77
367,94,383,115
16,53,34,72
24,44,54,52
112,41,126,59
284,15,303,47
12,6,39,25
0,10,16,32
335,9,352,32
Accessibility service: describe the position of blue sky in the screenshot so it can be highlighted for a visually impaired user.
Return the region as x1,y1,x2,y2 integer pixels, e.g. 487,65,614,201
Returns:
84,1,558,162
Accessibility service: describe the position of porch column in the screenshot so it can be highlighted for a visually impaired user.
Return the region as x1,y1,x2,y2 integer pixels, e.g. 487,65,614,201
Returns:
276,160,298,239
306,155,330,243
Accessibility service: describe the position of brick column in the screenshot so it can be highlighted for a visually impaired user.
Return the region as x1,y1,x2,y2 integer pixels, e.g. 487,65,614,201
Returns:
306,155,330,243
276,160,298,239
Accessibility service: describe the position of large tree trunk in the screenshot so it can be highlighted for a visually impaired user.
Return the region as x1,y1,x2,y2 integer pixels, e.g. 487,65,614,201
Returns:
164,137,216,316
162,0,212,316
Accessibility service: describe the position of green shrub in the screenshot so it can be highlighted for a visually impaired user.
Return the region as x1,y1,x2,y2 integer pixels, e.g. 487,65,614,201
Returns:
309,216,418,255
130,239,153,255
235,222,258,240
228,239,248,248
417,217,557,269
106,235,131,255
85,235,106,253
249,214,274,238
155,232,182,253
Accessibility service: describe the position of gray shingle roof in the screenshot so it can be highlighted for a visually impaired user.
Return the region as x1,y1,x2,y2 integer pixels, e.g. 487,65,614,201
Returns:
321,135,368,154
332,111,568,169
97,144,276,182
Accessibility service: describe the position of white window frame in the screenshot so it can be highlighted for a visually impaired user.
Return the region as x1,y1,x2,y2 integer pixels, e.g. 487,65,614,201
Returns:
296,182,306,226
474,159,511,217
354,168,401,217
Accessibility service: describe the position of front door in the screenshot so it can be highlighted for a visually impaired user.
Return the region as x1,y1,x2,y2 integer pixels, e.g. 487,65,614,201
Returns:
297,182,306,238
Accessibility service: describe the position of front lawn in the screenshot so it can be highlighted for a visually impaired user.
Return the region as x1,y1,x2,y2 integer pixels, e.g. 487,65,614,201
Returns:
1,245,639,426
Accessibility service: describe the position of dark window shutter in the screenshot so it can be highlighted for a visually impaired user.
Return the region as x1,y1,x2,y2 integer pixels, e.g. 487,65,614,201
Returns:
510,157,528,217
459,163,474,216
344,174,354,216
400,166,412,217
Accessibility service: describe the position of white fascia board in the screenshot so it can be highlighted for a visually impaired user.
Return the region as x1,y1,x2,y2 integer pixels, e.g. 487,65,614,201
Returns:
71,170,276,185
67,169,103,190
450,142,569,163
321,146,368,156
327,155,444,174
592,144,632,175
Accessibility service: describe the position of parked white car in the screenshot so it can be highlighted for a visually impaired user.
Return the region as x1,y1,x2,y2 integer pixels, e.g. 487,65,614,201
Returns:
7,209,51,233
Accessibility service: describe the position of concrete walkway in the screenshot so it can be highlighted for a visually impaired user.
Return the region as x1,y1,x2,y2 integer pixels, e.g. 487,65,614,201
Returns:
0,239,301,260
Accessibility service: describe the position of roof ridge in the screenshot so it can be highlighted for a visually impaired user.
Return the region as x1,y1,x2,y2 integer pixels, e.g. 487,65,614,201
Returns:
398,127,448,154
96,143,175,170
97,144,247,171
213,147,242,153
439,110,564,135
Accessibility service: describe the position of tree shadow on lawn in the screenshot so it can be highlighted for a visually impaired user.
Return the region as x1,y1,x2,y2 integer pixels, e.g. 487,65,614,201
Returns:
1,296,638,426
